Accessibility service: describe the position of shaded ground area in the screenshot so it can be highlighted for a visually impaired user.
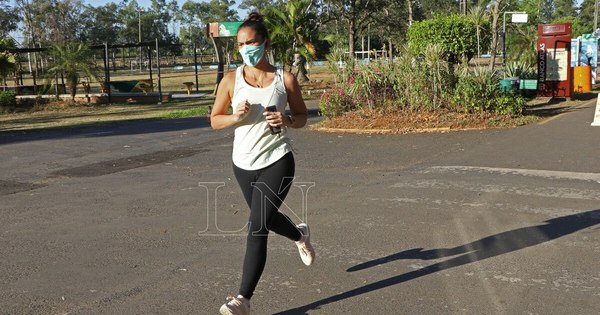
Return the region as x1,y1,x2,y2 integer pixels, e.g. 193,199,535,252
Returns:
0,99,212,132
0,90,596,135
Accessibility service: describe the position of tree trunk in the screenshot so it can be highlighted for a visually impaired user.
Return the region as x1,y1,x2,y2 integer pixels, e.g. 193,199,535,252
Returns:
489,0,501,71
477,28,481,65
295,55,310,82
407,0,413,26
348,19,355,57
70,83,76,100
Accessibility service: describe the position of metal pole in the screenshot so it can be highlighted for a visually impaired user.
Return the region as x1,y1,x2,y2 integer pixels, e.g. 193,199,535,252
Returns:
156,38,162,105
502,11,527,72
148,47,153,90
503,12,507,71
139,10,142,72
595,0,599,31
194,43,199,92
104,42,111,104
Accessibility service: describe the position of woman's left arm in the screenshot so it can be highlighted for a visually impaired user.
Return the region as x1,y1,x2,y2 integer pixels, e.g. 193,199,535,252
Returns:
283,71,308,128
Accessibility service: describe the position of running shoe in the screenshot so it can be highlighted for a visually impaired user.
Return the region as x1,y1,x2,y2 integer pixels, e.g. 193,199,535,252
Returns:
219,295,250,315
296,223,315,266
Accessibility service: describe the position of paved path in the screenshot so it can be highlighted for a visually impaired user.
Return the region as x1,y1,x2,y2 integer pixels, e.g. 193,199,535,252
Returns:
1,99,599,314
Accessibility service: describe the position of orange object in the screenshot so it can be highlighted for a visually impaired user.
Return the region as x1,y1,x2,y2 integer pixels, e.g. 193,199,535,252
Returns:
574,65,592,92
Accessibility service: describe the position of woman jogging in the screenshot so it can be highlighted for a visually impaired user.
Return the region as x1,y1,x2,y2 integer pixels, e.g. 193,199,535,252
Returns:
210,12,316,315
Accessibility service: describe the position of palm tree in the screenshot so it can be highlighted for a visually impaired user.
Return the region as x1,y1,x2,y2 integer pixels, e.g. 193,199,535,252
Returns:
0,38,16,86
264,0,316,82
468,5,489,66
488,0,502,71
48,43,99,100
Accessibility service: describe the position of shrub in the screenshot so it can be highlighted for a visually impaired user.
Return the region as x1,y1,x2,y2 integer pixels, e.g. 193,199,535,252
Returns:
504,61,537,79
451,65,526,115
0,91,16,111
408,14,477,63
320,43,527,118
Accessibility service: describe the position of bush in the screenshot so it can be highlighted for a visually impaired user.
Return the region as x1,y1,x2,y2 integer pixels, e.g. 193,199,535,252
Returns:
321,45,454,116
320,44,527,118
450,65,526,115
408,14,477,63
0,91,16,111
504,61,537,79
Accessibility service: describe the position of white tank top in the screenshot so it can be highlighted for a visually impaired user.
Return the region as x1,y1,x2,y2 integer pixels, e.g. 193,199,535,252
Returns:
231,66,293,170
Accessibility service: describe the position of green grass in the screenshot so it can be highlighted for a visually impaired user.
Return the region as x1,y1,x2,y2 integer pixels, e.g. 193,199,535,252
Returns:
157,106,210,119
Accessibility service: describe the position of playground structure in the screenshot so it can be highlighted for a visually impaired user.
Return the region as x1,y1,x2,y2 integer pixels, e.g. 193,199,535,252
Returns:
2,38,235,104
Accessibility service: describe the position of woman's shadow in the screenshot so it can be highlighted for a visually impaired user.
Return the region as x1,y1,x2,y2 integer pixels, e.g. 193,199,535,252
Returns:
275,209,600,314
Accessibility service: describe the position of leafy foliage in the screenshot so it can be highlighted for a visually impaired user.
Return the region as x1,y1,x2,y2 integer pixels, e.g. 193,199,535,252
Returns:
0,38,16,85
47,43,99,100
0,91,16,109
320,44,527,118
451,65,525,115
408,14,477,63
0,0,19,37
263,0,317,81
504,61,537,80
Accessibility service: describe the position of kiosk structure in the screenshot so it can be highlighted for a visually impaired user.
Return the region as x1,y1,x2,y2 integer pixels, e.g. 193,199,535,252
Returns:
537,23,573,98
207,22,243,94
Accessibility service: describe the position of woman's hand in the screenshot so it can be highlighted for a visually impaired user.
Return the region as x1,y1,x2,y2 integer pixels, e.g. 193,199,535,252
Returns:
234,100,251,123
263,109,284,128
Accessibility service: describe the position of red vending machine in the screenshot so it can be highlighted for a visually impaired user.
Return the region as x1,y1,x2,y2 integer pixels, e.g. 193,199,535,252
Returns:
537,23,573,97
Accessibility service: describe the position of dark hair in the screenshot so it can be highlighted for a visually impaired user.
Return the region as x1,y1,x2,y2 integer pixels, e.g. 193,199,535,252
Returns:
239,12,269,42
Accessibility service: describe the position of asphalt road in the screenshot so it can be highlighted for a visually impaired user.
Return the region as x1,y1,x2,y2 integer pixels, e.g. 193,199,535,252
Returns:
1,99,600,314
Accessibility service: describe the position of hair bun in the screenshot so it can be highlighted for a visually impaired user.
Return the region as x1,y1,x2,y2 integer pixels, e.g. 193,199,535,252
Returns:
247,12,263,23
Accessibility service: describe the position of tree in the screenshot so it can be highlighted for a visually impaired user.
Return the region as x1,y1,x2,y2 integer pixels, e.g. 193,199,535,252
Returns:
264,0,317,81
468,4,490,64
15,0,43,48
488,0,501,70
408,14,477,63
553,0,577,19
48,42,99,100
80,3,122,45
324,0,387,57
15,0,85,46
199,0,239,22
46,0,85,43
239,0,283,13
118,2,143,44
415,0,459,20
0,0,19,38
0,38,17,85
376,0,410,57
578,0,595,32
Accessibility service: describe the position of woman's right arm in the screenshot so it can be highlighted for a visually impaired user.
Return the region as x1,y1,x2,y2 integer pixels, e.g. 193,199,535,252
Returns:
210,72,249,130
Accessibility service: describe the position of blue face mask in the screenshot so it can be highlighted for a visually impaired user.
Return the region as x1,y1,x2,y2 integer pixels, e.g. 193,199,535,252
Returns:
239,42,266,67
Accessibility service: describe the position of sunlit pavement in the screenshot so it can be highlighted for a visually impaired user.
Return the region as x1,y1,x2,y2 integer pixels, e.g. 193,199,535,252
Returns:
1,98,599,314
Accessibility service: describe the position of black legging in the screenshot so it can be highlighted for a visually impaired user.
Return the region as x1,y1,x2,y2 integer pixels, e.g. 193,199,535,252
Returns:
233,152,302,299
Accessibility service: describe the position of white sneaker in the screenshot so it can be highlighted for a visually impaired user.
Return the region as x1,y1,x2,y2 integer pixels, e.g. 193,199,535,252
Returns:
219,295,250,315
296,223,315,266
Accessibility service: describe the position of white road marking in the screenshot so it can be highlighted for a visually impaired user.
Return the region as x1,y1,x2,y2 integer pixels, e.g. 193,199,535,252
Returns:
426,166,600,183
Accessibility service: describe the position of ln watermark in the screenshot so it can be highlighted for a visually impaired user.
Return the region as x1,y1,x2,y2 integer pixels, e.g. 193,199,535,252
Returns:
197,180,315,236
